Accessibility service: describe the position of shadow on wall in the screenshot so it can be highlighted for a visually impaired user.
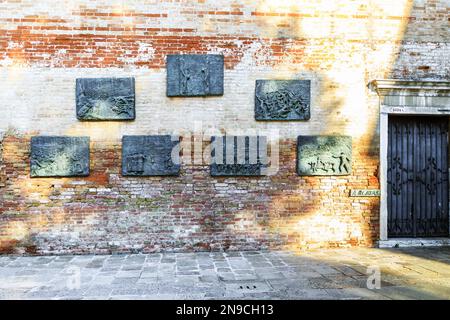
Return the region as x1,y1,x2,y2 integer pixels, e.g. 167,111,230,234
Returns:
389,0,450,80
250,0,415,250
0,0,426,254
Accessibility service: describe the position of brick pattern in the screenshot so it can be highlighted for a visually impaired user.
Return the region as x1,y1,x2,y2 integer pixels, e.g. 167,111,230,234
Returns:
0,0,447,254
0,0,447,72
0,135,379,254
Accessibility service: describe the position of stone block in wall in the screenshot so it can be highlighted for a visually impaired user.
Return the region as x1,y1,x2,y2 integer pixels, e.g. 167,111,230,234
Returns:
297,136,352,176
76,78,135,120
210,136,267,176
30,136,90,177
255,80,311,120
122,135,180,176
166,54,224,97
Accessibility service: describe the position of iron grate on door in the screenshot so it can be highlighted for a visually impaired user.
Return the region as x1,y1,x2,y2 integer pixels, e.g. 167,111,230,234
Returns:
387,116,449,237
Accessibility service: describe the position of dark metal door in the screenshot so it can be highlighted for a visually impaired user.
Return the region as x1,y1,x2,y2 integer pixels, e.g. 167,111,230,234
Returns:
388,116,449,237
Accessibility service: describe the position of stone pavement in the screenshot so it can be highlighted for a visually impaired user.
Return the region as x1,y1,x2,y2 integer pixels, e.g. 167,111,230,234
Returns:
0,247,449,300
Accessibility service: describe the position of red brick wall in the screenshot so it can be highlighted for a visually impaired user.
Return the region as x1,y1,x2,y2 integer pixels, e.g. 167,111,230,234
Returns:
0,0,447,254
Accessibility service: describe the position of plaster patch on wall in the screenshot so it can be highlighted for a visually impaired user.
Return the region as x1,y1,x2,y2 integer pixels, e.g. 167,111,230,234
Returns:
207,40,273,70
0,57,13,67
118,42,155,66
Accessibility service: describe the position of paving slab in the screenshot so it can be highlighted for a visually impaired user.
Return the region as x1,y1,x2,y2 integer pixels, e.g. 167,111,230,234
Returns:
0,247,449,299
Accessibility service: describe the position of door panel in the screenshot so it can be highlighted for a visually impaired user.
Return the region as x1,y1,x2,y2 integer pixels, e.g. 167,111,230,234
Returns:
388,116,449,237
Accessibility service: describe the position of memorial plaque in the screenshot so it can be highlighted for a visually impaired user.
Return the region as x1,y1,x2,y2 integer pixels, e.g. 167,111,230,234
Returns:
255,80,310,120
166,54,224,97
76,78,135,120
297,136,352,176
30,136,90,177
122,135,180,176
210,136,267,176
350,189,381,197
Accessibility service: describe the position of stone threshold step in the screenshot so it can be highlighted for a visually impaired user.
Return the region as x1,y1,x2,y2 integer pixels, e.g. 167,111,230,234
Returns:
378,238,450,248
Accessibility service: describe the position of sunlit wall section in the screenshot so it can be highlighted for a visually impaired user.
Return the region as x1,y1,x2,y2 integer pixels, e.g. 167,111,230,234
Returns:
1,0,446,253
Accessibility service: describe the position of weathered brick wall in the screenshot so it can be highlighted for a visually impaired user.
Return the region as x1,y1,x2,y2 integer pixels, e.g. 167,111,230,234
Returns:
0,0,447,254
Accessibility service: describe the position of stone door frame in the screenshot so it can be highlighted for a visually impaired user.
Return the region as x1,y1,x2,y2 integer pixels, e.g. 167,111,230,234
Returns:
370,79,450,244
